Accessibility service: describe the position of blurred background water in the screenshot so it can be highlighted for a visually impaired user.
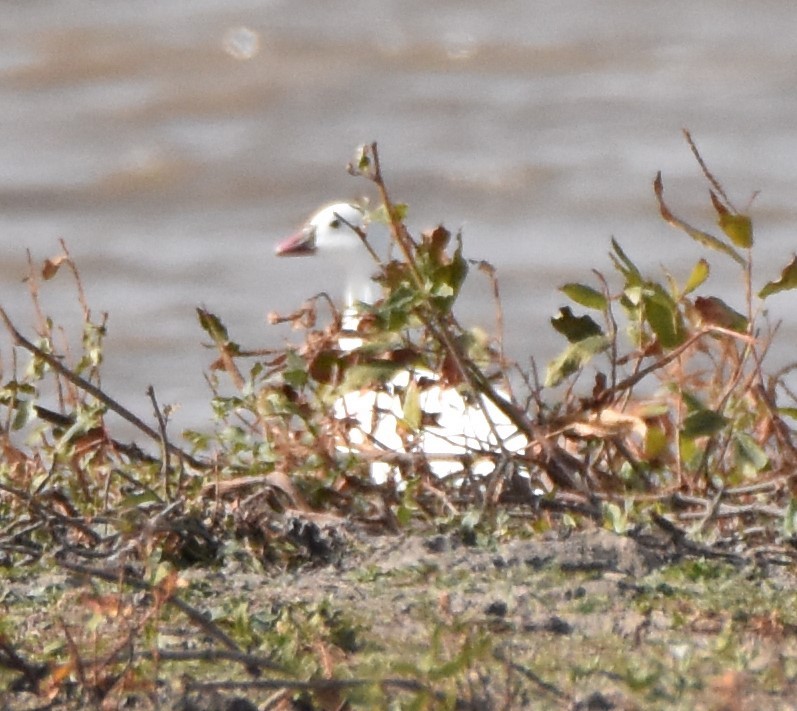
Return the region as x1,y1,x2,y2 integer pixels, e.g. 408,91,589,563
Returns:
1,0,796,438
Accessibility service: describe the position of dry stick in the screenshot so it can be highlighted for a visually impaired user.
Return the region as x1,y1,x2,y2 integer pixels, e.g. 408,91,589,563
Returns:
59,618,88,692
695,486,725,534
25,251,68,411
58,240,91,320
0,308,206,470
55,557,242,654
650,511,746,564
695,322,763,483
364,145,528,444
0,481,105,544
473,258,511,394
685,130,758,340
493,645,570,702
683,129,736,212
677,502,784,521
593,269,618,393
336,212,383,265
365,143,593,492
146,385,174,500
605,325,754,399
34,405,167,470
137,648,284,673
184,676,434,697
0,634,49,689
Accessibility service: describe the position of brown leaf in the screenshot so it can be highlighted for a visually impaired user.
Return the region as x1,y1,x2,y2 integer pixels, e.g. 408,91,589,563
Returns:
422,225,452,262
41,255,69,280
694,296,748,332
439,350,464,387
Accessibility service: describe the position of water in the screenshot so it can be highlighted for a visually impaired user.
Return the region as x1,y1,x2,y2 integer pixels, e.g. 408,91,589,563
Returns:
1,1,796,438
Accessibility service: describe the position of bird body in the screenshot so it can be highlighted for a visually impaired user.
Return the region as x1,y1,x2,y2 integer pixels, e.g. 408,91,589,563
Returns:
335,370,526,481
276,202,526,482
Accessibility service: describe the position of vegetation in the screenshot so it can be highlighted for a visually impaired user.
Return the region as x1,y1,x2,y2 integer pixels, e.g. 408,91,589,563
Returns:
1,133,797,708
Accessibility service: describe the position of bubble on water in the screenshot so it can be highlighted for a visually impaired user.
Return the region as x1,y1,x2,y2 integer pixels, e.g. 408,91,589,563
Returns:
222,26,260,60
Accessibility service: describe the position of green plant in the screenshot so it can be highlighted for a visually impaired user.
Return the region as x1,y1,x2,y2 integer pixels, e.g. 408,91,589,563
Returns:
4,135,797,709
545,131,797,498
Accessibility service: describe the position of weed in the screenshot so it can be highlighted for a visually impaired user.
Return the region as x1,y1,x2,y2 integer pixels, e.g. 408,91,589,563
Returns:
1,134,797,707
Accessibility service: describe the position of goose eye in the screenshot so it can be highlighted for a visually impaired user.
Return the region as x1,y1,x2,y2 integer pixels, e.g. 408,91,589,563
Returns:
329,219,341,229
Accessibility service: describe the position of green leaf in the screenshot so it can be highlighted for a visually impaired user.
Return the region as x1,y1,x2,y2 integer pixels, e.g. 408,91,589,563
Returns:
681,391,705,413
679,433,700,467
683,259,710,296
371,203,408,225
644,426,668,461
560,283,608,311
681,409,728,438
550,307,603,343
623,285,643,307
11,398,34,431
711,190,753,248
602,502,629,534
643,287,684,348
283,350,308,388
545,334,610,387
733,431,768,473
759,255,797,299
718,212,753,249
354,145,370,172
197,308,230,345
610,239,642,282
401,379,422,431
120,490,162,508
339,362,403,392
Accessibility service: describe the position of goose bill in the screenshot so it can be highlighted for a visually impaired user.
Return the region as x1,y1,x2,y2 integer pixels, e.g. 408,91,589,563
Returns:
275,226,316,256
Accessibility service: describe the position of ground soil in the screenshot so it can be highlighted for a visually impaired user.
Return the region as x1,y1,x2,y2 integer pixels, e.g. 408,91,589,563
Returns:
3,523,797,710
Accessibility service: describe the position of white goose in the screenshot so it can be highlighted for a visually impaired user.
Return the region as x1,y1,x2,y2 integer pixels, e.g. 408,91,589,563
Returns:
276,202,527,482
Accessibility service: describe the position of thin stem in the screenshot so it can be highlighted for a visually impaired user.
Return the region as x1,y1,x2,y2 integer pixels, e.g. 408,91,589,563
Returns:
0,308,206,470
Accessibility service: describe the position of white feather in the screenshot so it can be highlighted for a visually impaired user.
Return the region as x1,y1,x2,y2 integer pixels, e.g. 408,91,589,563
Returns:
277,203,527,482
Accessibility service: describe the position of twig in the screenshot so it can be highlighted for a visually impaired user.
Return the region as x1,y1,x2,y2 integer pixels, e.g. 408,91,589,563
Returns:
352,143,591,496
361,144,547,457
0,633,50,690
54,557,242,653
336,211,383,265
184,676,435,696
683,129,736,212
0,481,105,545
650,512,746,564
603,325,753,401
493,645,570,702
593,269,618,393
146,385,174,500
0,308,206,470
695,486,725,534
138,647,285,673
674,502,784,521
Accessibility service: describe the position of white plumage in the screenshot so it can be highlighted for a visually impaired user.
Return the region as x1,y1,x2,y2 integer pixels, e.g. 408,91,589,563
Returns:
276,202,526,482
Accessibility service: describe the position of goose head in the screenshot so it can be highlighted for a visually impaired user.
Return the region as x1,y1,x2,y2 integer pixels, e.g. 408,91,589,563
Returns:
276,202,386,306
